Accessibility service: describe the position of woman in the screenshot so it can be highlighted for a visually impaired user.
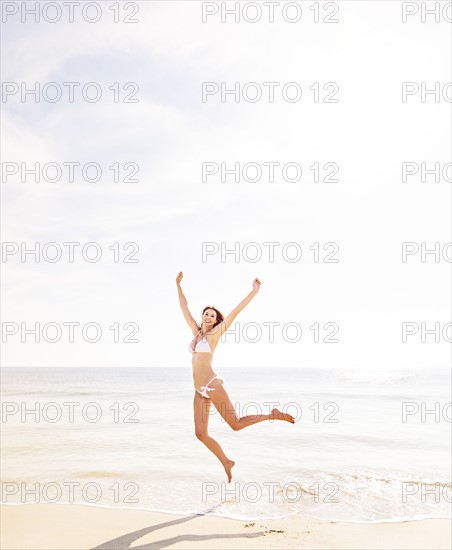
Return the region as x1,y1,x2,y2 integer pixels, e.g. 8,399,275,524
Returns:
176,271,295,483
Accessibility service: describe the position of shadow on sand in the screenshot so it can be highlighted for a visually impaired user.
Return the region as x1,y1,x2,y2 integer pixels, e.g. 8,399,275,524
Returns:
90,509,265,550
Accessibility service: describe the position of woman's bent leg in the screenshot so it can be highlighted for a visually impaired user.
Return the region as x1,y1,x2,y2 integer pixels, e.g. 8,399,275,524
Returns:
209,381,295,430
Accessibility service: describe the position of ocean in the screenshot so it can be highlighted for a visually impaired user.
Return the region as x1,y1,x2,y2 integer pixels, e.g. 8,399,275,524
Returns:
1,367,451,523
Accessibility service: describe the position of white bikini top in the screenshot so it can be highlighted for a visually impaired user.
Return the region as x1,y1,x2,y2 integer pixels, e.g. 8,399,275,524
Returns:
189,331,213,354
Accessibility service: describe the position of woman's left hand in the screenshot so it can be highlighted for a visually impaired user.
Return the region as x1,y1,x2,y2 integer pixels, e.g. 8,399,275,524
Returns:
252,277,261,293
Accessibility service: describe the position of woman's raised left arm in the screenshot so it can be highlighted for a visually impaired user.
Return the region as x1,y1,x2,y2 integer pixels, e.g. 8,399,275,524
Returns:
218,277,261,334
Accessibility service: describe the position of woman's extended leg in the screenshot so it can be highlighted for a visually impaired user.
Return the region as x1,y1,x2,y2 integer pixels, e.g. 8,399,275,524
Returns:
193,390,235,482
209,380,295,430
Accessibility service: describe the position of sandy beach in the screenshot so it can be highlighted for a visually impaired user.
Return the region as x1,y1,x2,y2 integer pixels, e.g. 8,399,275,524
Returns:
1,504,450,550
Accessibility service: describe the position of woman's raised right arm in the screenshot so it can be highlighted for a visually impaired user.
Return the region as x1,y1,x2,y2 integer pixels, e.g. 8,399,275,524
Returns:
176,271,199,334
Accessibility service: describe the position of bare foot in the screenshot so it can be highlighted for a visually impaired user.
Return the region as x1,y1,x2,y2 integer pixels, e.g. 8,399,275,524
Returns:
271,408,295,424
223,459,235,483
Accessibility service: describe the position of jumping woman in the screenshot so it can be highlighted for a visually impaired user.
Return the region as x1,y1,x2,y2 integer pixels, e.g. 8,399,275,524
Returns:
176,271,295,483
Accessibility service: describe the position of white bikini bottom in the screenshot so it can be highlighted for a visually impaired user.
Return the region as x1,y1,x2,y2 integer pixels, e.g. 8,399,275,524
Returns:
195,375,223,398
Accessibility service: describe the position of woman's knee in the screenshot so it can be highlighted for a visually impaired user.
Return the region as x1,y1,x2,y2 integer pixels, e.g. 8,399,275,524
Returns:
229,419,241,431
195,429,208,441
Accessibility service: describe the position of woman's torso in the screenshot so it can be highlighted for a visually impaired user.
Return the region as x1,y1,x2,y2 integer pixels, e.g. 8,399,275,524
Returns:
189,330,219,388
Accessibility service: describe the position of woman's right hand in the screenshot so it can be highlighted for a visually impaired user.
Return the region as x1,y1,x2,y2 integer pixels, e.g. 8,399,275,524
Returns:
176,271,183,285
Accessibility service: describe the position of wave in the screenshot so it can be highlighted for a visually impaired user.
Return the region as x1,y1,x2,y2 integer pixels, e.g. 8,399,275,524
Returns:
334,370,417,384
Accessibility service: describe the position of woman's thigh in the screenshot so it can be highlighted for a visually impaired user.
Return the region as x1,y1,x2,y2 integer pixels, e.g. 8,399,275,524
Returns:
193,390,211,435
208,380,240,428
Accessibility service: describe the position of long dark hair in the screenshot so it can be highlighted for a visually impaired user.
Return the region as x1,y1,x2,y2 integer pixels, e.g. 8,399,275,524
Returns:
197,306,224,331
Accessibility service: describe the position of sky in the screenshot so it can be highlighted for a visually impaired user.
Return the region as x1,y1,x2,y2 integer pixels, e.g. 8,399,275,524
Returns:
1,0,451,369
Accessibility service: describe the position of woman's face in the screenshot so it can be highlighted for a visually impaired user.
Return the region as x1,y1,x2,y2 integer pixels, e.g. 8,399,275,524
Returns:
202,308,217,326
